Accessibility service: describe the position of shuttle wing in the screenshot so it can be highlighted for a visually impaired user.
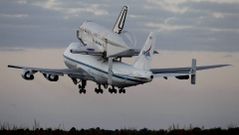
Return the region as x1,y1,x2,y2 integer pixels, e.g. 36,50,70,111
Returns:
69,42,104,56
70,45,159,58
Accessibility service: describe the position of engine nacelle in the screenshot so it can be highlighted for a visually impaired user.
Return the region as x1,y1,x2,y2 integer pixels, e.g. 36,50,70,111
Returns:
43,73,59,82
21,70,34,80
175,75,189,80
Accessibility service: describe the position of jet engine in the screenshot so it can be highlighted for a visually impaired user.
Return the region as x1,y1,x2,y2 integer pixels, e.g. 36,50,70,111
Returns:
43,73,59,82
175,59,197,85
175,75,189,80
21,70,34,80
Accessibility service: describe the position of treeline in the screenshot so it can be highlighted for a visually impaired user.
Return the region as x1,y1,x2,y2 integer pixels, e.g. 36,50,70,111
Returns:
1,127,239,135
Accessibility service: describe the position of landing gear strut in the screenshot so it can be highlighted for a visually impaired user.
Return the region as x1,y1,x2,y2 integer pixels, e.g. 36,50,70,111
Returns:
95,84,103,94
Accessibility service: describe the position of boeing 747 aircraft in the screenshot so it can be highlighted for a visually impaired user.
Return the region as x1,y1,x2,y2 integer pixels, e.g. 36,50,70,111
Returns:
8,6,230,94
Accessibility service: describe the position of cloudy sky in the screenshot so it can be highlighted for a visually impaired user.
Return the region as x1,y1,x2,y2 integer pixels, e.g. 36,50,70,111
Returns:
0,0,239,51
0,0,239,130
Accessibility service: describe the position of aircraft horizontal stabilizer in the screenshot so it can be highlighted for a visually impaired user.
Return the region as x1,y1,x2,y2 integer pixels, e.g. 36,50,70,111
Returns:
151,59,230,85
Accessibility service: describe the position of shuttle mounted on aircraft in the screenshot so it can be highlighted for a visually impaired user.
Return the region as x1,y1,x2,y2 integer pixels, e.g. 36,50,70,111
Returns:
8,6,230,94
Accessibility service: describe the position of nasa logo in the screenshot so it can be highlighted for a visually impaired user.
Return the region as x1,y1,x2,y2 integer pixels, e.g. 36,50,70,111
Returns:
143,45,151,57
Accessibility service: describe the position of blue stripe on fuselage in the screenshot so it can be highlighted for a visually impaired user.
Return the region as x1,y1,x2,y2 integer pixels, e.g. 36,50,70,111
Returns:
63,55,146,84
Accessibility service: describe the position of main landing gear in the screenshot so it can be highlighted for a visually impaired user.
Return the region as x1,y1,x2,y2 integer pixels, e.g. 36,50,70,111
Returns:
94,84,126,94
70,77,87,94
70,78,126,94
108,86,117,94
119,88,126,94
78,80,87,94
95,84,103,94
108,86,126,94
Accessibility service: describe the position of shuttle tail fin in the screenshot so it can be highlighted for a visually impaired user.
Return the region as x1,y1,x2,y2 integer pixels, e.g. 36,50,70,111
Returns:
113,6,128,34
134,32,156,70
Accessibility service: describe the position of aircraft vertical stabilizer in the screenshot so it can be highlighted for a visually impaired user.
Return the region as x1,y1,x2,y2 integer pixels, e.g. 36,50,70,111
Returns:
134,32,156,70
113,6,128,34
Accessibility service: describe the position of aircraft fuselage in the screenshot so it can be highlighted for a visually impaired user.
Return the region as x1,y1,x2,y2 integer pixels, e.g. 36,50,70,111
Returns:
64,43,153,88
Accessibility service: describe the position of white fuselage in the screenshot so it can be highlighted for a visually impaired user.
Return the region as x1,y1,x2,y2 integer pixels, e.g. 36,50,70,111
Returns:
63,44,153,88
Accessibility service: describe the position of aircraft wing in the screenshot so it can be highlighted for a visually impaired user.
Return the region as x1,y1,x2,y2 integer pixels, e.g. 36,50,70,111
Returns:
8,65,94,80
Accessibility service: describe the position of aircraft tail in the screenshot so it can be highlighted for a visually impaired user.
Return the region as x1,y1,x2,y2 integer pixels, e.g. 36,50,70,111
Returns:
134,32,156,70
113,6,128,34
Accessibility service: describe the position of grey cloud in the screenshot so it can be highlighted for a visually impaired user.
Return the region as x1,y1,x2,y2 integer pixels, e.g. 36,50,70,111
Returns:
0,0,238,52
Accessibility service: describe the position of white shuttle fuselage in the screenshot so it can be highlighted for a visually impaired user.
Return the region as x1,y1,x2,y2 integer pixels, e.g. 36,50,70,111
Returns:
77,21,133,57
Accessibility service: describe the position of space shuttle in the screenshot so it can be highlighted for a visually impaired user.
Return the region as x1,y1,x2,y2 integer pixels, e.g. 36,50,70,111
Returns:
74,6,155,58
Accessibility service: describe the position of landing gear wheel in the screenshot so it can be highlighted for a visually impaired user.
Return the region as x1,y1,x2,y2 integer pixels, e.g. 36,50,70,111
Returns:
95,84,103,94
108,88,112,94
119,88,126,94
95,88,103,94
78,80,87,94
108,88,113,94
113,89,117,94
79,89,86,94
95,88,99,94
108,87,117,94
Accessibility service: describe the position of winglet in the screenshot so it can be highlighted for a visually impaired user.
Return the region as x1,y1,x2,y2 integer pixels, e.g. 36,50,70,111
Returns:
113,6,128,34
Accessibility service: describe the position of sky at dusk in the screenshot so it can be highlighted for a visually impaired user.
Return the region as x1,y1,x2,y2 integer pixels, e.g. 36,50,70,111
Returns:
1,49,238,129
0,0,239,130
